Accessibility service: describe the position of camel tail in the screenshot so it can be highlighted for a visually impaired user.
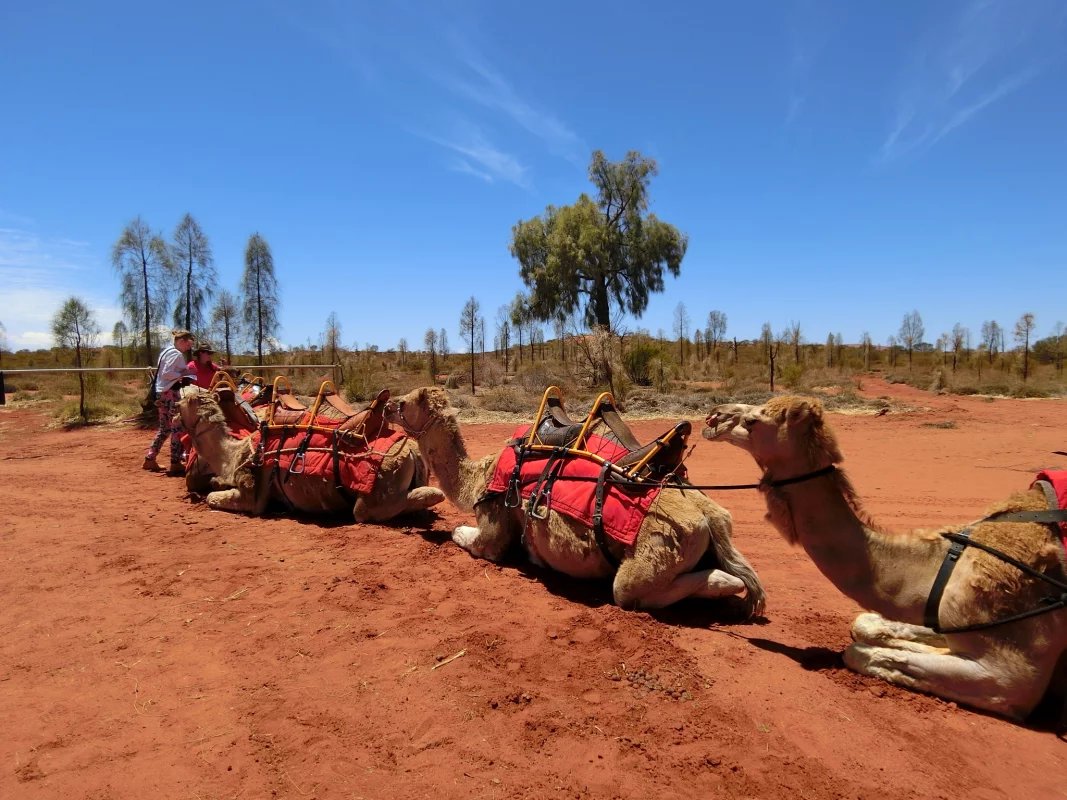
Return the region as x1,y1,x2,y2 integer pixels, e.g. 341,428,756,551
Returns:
705,519,766,619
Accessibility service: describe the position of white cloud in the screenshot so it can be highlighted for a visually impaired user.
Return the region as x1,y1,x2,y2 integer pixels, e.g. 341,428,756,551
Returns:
877,0,1064,163
0,227,122,350
415,123,530,188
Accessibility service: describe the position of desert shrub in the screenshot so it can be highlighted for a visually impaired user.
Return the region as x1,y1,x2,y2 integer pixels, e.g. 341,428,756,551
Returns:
779,362,805,388
1011,384,1050,399
479,385,530,413
344,358,389,402
623,340,666,386
920,420,958,429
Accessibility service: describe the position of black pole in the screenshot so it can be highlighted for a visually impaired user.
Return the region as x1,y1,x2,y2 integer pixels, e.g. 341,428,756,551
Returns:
0,371,5,405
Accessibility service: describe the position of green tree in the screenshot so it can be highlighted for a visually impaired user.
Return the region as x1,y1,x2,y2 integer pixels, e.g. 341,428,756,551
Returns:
112,216,172,365
210,290,240,363
171,213,216,333
496,305,511,374
510,150,687,332
52,297,100,423
459,296,481,394
112,320,128,367
240,233,280,364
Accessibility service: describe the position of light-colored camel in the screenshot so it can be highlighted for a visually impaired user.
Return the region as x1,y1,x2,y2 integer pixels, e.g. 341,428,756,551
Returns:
178,388,445,523
703,396,1067,721
388,387,766,615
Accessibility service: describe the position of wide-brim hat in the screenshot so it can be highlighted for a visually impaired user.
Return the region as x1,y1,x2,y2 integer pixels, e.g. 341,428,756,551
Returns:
195,341,216,354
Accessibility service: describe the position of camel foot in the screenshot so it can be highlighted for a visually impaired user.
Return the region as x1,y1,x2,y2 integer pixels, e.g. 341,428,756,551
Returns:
850,613,948,653
617,568,745,610
453,525,481,550
206,488,251,513
406,486,445,510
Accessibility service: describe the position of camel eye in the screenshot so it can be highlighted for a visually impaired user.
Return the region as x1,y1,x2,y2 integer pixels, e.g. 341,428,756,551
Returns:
742,416,758,430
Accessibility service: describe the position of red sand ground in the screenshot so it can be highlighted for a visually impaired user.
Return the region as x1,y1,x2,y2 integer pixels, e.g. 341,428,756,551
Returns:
2,378,1065,799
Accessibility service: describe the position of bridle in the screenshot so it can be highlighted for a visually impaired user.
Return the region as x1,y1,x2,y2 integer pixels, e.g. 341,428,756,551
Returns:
392,402,440,441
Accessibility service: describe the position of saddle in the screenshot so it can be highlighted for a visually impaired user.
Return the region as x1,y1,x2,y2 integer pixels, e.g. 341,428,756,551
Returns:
265,377,391,439
523,386,691,482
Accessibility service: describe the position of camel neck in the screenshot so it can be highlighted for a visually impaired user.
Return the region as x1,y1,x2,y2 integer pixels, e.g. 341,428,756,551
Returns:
194,421,248,477
418,419,484,513
769,471,945,623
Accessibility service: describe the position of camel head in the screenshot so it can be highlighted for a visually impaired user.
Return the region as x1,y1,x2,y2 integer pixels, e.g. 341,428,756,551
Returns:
702,396,843,474
388,386,456,437
177,387,227,437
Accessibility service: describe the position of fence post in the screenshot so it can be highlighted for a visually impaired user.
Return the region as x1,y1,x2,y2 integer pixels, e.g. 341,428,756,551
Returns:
0,371,5,405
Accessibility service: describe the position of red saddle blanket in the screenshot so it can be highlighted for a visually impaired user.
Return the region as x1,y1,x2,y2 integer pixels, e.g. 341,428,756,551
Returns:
256,418,406,496
1033,470,1067,548
485,428,661,546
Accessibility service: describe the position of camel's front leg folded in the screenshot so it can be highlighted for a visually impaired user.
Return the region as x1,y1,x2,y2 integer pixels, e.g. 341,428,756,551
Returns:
843,643,1036,720
614,568,745,610
850,612,949,653
205,487,257,513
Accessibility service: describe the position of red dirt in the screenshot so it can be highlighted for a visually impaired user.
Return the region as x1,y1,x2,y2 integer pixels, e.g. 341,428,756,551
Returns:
2,378,1065,799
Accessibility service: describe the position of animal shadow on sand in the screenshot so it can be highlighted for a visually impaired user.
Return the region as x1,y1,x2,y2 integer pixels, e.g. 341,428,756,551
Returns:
410,526,767,626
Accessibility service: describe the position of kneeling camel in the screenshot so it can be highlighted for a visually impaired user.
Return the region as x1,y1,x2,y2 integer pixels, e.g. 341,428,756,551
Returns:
178,388,445,523
390,387,765,616
703,396,1067,722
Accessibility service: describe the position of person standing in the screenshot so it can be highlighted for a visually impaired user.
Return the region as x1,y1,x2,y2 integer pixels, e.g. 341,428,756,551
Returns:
188,341,221,389
143,329,196,475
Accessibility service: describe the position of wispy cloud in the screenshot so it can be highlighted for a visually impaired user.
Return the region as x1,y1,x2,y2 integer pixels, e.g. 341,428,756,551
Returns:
278,4,582,185
413,123,530,188
784,1,835,128
437,40,586,164
0,227,121,348
878,0,1065,163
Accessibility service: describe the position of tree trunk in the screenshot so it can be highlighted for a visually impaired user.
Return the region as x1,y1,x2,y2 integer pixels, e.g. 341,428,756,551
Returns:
141,254,152,365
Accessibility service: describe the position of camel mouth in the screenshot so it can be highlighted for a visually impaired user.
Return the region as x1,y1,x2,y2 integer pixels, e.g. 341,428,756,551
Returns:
702,411,739,441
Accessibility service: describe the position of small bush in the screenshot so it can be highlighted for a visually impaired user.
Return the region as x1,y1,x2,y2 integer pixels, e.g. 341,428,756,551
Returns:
1011,384,1050,399
479,386,529,413
920,420,958,429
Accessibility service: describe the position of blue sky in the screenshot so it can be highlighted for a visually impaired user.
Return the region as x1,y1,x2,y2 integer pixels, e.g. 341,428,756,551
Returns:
2,0,1065,354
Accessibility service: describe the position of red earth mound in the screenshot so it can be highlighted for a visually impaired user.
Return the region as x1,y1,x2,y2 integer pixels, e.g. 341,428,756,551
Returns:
1,377,1065,798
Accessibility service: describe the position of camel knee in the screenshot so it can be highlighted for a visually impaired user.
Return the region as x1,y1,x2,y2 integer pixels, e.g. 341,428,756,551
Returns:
206,488,247,512
407,486,445,509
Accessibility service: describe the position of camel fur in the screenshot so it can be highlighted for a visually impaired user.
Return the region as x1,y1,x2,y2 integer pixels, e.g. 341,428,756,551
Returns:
178,388,444,523
389,387,765,616
703,395,1067,721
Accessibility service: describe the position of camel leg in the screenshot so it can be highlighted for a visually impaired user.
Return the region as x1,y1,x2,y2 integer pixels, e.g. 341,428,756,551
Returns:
353,486,444,523
843,643,1039,720
614,568,745,610
850,612,949,653
405,486,445,511
206,487,256,513
452,502,518,563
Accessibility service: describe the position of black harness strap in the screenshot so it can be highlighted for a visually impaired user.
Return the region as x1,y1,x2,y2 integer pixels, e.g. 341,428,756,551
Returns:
924,481,1067,634
503,444,528,509
591,462,619,567
924,527,973,631
526,448,567,520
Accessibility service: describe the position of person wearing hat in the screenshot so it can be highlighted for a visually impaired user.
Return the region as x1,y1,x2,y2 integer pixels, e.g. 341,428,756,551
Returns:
144,329,197,475
188,341,222,389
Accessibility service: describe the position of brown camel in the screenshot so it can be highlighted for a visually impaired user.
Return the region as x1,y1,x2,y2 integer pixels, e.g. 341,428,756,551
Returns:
388,387,765,615
703,396,1067,721
178,387,445,523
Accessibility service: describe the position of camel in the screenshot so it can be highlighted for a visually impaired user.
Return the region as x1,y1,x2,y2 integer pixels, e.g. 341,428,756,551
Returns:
702,396,1067,721
177,387,445,523
387,386,766,615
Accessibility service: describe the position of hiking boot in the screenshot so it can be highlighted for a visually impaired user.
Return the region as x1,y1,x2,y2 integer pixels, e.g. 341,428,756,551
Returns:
142,457,162,472
166,464,186,478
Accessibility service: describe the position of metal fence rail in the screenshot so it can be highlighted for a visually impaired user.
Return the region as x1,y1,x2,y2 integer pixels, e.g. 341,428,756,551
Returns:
0,364,343,405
